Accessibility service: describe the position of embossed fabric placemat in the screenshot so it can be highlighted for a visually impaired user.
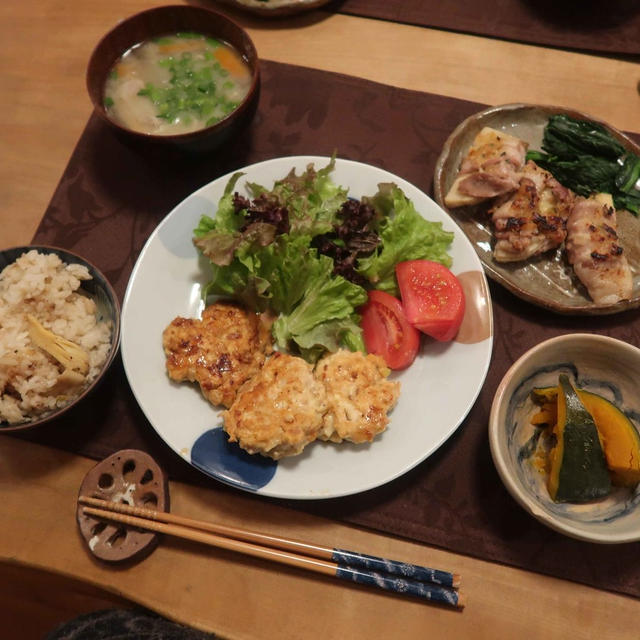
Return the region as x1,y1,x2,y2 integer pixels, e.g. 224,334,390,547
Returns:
25,60,640,598
335,0,640,56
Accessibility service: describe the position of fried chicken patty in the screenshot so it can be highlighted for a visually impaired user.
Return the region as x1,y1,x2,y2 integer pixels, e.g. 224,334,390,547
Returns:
314,350,400,444
164,304,401,458
162,301,273,408
222,352,327,459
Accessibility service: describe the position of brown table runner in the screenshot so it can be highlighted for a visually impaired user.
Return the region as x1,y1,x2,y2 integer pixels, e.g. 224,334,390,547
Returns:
26,60,640,598
335,0,640,56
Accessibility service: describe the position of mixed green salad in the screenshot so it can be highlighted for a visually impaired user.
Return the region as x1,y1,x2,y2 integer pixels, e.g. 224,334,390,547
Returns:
193,158,454,361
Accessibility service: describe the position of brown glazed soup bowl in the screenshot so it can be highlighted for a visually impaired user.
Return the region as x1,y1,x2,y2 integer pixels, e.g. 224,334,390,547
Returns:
86,5,260,152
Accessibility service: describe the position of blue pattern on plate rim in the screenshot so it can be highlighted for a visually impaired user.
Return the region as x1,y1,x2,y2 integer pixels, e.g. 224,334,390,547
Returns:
190,427,277,491
507,362,640,524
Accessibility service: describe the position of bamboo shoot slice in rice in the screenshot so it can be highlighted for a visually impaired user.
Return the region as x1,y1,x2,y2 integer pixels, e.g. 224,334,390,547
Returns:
27,314,90,376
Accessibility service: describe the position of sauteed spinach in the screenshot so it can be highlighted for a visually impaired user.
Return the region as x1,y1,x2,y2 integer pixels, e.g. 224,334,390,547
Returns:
526,114,640,214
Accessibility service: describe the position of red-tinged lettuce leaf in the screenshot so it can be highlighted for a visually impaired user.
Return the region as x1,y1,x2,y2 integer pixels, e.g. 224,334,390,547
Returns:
194,222,276,266
246,157,347,237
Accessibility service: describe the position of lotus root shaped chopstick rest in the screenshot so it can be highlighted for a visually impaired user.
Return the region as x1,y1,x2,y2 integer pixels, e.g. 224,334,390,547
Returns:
77,449,169,562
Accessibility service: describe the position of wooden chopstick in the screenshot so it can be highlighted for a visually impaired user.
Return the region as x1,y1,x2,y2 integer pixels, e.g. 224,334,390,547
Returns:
79,496,464,609
79,496,460,588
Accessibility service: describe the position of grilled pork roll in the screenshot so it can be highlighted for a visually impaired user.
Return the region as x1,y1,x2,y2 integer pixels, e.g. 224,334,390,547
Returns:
566,193,633,305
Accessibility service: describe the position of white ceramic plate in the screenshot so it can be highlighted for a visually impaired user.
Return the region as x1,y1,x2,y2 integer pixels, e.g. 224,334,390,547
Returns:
121,156,494,499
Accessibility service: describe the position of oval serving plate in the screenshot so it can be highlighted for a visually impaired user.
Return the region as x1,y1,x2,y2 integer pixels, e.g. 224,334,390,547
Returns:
121,156,493,500
433,103,640,316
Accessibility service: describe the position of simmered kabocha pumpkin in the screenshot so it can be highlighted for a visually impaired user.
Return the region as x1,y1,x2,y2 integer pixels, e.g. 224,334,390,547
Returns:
578,390,640,487
547,375,611,503
531,382,640,490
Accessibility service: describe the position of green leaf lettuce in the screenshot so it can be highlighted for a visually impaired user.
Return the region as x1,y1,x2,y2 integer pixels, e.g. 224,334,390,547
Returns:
356,183,454,295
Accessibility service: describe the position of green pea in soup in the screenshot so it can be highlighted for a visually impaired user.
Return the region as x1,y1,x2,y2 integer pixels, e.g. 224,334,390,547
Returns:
103,33,252,135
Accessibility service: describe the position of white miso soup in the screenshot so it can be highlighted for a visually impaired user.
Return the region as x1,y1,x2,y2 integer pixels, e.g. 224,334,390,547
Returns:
103,33,252,135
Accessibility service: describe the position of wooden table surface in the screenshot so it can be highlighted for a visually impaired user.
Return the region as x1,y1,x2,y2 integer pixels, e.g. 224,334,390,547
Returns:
2,2,640,638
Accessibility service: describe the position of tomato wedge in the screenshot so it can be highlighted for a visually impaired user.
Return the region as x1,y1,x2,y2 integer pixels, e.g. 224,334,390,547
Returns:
396,260,465,342
360,290,420,370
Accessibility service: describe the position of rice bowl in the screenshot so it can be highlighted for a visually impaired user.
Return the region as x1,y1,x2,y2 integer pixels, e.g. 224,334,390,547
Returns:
0,248,118,427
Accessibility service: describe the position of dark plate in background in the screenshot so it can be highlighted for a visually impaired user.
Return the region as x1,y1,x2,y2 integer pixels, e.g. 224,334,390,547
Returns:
215,0,332,16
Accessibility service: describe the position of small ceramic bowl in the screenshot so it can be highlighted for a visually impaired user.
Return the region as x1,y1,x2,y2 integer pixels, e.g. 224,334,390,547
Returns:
0,245,121,432
489,333,640,543
86,5,260,152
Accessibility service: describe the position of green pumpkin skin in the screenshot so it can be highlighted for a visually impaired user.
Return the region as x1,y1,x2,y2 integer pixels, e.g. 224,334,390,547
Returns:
550,375,612,503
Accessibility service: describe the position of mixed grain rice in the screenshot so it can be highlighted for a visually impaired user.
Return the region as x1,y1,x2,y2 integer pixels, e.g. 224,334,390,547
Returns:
0,250,112,424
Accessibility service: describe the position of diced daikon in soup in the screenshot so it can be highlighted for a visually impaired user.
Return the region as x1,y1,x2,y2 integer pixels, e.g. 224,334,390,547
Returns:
103,33,252,135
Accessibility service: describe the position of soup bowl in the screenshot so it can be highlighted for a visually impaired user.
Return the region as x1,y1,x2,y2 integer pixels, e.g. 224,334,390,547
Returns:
489,333,640,543
86,5,260,152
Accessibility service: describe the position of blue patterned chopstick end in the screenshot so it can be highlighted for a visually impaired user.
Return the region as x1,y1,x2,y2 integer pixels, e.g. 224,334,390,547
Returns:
332,548,456,588
334,564,461,608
